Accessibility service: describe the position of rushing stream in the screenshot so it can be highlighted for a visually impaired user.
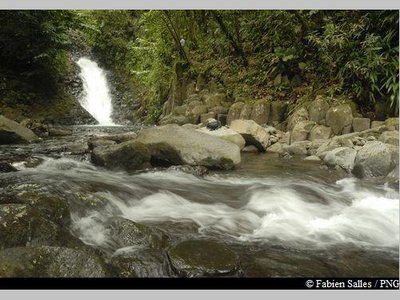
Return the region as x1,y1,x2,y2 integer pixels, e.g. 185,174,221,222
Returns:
0,125,398,277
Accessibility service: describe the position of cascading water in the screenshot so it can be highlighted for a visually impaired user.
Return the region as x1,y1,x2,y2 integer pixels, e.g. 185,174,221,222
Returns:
76,57,115,125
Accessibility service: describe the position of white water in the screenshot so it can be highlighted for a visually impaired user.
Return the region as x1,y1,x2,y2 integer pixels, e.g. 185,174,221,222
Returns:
76,57,115,125
28,158,398,250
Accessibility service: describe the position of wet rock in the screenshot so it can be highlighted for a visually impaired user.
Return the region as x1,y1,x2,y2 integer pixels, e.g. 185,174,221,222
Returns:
352,118,370,132
227,102,245,125
106,217,169,251
308,125,332,141
0,204,80,249
0,246,105,277
251,99,270,125
136,124,241,170
323,147,357,172
230,119,270,151
326,105,353,135
0,162,17,173
308,96,329,124
378,131,399,146
167,165,209,177
196,126,245,150
91,140,151,171
0,115,40,144
290,121,316,143
167,240,240,277
48,127,73,136
353,141,397,178
88,138,117,151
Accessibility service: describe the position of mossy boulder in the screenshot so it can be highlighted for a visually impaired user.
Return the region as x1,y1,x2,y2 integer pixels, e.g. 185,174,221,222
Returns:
167,240,240,277
0,246,105,277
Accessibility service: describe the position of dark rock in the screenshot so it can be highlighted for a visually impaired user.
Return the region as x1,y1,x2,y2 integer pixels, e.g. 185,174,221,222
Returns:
167,240,240,277
206,120,222,131
0,162,17,173
0,246,105,277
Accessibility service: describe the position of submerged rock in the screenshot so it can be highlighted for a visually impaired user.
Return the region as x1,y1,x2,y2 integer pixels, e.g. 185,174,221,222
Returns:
0,115,40,144
136,124,241,170
0,246,105,277
167,240,240,277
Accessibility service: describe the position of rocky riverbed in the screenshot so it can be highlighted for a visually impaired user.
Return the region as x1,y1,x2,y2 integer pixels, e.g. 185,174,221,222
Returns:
0,115,398,278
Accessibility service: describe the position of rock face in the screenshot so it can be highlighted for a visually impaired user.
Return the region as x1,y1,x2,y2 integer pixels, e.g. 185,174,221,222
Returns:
352,118,371,132
0,115,40,144
91,140,151,171
229,119,270,151
326,105,353,135
196,127,246,149
136,124,241,170
323,147,357,172
251,100,270,125
0,246,105,277
290,121,316,143
353,141,396,178
167,240,240,277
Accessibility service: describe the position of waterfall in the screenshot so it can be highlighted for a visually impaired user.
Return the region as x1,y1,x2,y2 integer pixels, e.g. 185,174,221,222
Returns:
76,57,115,125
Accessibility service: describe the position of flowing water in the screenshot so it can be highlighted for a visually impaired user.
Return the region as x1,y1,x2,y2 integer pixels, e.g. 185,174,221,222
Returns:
76,58,115,126
0,125,398,277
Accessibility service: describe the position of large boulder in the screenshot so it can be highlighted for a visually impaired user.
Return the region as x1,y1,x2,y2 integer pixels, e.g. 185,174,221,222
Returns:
227,102,245,125
136,124,241,170
167,240,240,277
353,141,397,178
0,115,39,144
287,107,309,132
308,96,330,124
0,246,105,277
196,126,246,150
352,118,371,132
91,140,151,171
251,99,270,125
323,147,357,172
326,105,353,135
308,125,332,141
282,141,312,156
229,119,270,151
290,121,316,143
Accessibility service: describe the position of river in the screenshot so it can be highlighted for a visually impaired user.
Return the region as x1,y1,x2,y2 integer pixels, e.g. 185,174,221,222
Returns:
0,125,398,277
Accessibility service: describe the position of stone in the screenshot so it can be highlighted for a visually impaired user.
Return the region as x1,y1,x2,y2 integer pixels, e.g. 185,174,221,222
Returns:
308,96,330,124
378,131,399,146
308,125,332,141
191,105,208,116
290,121,316,143
0,115,40,144
269,102,287,124
167,240,240,277
0,162,17,173
371,121,385,129
239,104,253,120
0,246,105,277
266,142,284,154
323,147,357,172
136,124,241,170
91,140,151,171
196,126,246,150
159,115,189,126
385,118,399,131
200,112,216,124
227,102,245,125
173,105,188,116
251,100,270,125
353,141,397,178
326,105,353,135
205,93,227,108
287,107,309,132
304,156,321,161
209,106,229,115
241,145,260,153
283,141,312,156
352,118,371,132
230,119,270,151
